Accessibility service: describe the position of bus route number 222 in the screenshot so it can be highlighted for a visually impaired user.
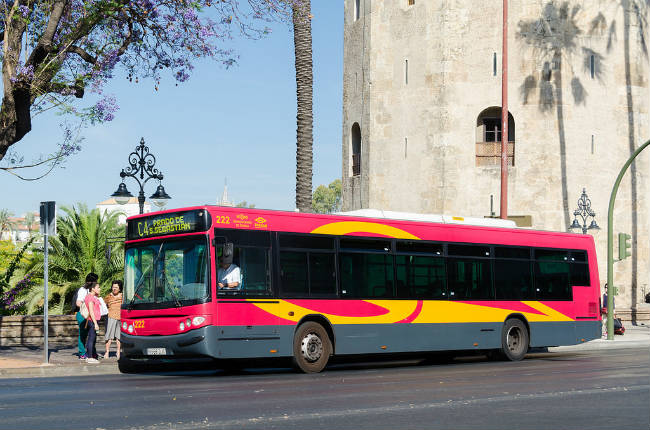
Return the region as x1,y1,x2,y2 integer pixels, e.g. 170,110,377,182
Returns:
215,216,231,225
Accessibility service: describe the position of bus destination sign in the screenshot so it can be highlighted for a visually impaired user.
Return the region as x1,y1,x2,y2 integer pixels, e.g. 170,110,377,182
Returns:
127,210,210,240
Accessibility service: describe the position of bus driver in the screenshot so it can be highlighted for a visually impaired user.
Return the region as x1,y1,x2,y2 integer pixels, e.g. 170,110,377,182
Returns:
218,252,241,290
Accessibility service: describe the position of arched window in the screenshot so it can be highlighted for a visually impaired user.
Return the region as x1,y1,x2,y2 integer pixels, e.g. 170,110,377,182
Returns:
475,107,515,166
351,123,361,176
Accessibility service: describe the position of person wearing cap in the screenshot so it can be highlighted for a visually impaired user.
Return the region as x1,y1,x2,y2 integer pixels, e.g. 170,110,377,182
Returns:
218,253,241,290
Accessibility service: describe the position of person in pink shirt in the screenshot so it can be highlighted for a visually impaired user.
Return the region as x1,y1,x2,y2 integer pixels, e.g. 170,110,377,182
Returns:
84,282,102,363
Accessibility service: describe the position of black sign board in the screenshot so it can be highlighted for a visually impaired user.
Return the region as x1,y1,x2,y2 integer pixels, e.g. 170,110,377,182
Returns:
39,201,56,235
127,210,211,240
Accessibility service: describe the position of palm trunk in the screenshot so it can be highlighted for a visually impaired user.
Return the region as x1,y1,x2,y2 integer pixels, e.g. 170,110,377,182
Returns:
292,1,313,213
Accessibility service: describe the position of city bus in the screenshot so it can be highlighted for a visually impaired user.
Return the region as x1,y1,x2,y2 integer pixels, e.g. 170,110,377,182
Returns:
119,206,601,373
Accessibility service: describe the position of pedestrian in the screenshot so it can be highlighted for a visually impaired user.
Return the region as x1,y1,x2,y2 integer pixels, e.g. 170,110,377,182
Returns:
104,280,123,359
84,282,102,364
98,294,109,358
74,272,98,359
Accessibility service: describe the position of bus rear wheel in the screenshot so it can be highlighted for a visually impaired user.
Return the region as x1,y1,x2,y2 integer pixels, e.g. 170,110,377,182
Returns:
500,319,529,361
292,322,332,373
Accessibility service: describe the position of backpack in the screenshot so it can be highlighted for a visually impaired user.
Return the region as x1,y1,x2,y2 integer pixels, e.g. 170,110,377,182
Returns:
614,318,625,335
71,290,79,312
79,300,89,319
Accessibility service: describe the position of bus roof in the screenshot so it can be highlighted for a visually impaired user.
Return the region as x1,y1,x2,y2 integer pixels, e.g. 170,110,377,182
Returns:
126,205,593,248
336,209,517,228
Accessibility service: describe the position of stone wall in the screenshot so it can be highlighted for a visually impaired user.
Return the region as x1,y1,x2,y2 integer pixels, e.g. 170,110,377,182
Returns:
0,315,105,346
341,0,650,321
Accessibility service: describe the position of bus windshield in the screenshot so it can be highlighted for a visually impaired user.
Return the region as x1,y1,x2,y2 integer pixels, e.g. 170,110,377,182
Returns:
124,237,209,307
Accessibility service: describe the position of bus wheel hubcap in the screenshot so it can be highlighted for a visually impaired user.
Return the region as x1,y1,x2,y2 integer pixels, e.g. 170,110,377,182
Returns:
507,327,521,352
301,333,323,362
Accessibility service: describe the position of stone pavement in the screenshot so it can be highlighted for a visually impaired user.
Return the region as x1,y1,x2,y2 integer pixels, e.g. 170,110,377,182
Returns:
0,343,121,378
0,325,648,379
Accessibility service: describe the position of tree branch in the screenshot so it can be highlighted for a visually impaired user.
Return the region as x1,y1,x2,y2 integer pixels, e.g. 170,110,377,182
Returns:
45,82,84,98
67,45,97,64
26,0,67,66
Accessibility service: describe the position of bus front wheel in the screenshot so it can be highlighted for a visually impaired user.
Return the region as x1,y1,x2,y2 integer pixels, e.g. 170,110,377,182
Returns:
500,319,529,361
292,322,332,373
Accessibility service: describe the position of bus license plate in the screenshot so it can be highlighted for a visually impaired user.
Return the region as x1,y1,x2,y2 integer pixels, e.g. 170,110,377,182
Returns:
146,348,167,355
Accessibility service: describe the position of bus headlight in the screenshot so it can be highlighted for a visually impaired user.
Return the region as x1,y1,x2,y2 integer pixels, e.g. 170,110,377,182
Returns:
122,322,127,330
186,318,192,327
127,324,134,333
192,317,205,326
179,322,185,331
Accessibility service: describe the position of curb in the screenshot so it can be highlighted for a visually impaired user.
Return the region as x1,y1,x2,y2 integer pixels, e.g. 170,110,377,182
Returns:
0,363,121,379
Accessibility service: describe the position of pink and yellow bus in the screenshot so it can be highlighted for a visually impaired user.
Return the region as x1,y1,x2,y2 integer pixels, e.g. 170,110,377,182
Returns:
119,206,601,373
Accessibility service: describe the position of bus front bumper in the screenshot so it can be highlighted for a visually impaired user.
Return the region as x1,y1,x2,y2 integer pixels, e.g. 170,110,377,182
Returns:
120,326,219,359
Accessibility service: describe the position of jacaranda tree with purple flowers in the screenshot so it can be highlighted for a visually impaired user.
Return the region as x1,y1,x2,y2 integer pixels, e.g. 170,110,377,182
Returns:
0,0,293,173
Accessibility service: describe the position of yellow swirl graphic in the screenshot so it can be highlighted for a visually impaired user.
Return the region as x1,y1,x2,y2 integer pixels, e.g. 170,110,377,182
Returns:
310,221,420,239
254,300,420,324
251,300,573,324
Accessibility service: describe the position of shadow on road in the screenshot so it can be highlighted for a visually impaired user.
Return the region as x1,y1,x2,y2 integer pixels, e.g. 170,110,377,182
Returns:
117,350,584,378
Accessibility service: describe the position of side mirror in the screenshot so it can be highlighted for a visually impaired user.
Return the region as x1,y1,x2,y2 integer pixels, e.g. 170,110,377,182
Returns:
223,242,234,257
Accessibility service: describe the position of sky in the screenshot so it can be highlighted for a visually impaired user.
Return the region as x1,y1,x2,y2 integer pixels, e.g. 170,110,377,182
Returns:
1,3,344,217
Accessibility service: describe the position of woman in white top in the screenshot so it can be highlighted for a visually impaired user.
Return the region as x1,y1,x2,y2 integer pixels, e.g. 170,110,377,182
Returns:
75,272,98,359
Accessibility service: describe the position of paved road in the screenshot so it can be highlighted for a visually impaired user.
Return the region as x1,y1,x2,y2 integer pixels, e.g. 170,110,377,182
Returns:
1,349,648,430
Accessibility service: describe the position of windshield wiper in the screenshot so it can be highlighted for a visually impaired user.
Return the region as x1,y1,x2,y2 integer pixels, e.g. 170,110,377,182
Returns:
128,242,164,310
127,278,147,311
161,272,183,308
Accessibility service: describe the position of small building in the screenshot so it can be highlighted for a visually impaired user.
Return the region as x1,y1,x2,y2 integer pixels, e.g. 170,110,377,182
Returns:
0,213,39,243
96,197,151,225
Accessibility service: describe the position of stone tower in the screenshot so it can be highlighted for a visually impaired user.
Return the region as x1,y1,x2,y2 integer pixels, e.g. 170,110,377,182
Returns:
341,0,649,321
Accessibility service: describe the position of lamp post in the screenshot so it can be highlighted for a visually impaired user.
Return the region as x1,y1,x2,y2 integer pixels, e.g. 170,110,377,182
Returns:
111,138,171,214
569,188,599,234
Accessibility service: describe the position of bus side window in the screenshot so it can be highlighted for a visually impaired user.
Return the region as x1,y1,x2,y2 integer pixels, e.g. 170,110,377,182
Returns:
236,247,272,296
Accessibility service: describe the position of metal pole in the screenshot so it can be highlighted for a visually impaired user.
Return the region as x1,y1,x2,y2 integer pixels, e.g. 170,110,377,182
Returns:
138,190,145,215
43,205,49,364
607,139,649,340
500,0,509,219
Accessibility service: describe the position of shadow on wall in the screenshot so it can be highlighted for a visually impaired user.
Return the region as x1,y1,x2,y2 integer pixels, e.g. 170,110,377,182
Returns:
517,1,606,232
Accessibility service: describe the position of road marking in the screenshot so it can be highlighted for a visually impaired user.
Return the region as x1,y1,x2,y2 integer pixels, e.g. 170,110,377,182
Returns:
129,384,650,429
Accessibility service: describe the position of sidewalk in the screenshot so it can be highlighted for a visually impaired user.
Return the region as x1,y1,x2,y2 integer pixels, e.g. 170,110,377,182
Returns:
0,326,648,379
0,343,121,378
548,323,650,352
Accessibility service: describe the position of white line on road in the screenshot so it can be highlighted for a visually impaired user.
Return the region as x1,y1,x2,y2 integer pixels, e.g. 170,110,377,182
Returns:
127,384,650,430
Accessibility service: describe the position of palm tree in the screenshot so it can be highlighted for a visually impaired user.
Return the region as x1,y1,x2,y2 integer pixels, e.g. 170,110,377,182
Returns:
22,204,125,314
517,2,599,229
23,212,36,235
292,0,314,213
0,209,15,239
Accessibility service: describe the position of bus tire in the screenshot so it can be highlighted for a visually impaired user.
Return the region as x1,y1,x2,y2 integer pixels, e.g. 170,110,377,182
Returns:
500,319,529,361
292,321,332,373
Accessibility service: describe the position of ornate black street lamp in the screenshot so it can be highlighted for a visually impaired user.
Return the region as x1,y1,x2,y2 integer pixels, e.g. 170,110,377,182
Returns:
111,137,171,214
569,188,599,234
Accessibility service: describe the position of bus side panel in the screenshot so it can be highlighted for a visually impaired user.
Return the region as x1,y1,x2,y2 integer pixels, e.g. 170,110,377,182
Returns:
575,320,602,343
528,321,579,347
330,323,502,355
215,334,283,359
